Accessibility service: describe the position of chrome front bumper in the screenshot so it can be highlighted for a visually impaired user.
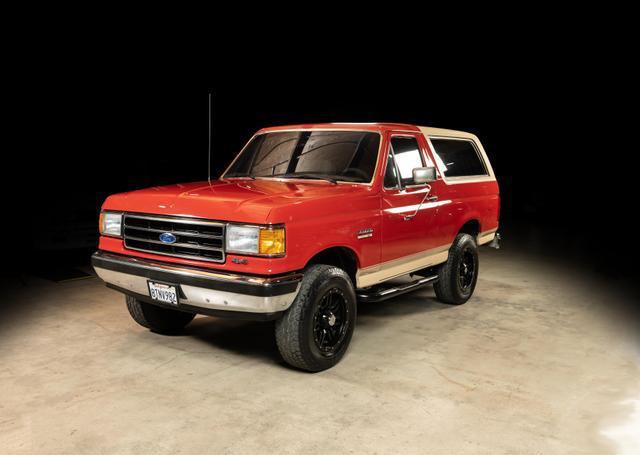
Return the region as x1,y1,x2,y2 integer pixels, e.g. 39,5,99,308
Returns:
92,251,302,319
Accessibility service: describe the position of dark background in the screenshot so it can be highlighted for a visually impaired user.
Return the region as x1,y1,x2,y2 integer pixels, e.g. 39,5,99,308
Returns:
5,71,637,294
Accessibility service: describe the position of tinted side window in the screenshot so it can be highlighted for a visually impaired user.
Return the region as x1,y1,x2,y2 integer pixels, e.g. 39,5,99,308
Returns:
430,138,487,177
384,150,399,188
390,137,424,186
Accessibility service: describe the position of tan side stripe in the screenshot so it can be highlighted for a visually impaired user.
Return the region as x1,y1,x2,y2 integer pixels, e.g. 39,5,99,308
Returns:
477,228,497,245
356,244,450,288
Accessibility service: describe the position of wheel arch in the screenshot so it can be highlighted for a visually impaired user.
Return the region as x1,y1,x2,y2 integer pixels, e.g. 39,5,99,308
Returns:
304,246,360,286
457,218,481,239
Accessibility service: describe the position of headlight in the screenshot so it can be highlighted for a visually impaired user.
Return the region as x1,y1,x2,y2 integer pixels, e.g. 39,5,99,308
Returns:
226,224,285,256
226,225,259,254
99,211,122,237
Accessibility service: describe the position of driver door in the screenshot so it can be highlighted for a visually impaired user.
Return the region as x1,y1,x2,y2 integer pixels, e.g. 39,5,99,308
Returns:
381,133,440,269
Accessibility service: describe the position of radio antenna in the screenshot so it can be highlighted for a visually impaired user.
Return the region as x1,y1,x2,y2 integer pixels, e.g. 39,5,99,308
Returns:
207,92,213,187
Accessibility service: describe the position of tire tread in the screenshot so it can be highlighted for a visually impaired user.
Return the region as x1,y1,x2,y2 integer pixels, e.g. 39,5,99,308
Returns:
275,265,355,372
434,233,479,305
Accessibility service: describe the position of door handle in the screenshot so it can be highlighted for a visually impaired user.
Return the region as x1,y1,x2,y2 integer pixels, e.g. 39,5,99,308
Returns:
403,193,439,220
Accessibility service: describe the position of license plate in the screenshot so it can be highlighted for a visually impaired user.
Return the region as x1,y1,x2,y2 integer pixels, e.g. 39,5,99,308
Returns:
148,281,179,305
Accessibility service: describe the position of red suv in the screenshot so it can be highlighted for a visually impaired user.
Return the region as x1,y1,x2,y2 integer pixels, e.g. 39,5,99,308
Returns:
92,123,500,371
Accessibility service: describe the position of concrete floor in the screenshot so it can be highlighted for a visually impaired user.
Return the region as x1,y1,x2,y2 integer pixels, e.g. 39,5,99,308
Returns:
2,249,639,454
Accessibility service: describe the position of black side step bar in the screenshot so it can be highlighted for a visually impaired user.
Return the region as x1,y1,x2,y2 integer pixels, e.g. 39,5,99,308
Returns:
357,275,439,303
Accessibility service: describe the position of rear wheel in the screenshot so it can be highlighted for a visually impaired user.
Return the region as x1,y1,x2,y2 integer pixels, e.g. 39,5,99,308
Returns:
434,233,479,305
275,265,356,372
126,296,195,334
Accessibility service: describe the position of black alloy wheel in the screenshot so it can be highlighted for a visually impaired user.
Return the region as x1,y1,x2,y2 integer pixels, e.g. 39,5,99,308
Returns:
312,288,350,356
458,246,476,291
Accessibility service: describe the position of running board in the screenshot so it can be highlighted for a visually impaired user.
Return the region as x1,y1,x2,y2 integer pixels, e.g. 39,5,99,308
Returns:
356,275,439,303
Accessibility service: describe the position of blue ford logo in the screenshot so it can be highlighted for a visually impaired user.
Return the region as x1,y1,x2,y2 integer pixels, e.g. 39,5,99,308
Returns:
159,232,177,244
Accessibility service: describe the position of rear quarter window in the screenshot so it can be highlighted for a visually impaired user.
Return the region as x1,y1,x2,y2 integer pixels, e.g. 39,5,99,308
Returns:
430,138,487,178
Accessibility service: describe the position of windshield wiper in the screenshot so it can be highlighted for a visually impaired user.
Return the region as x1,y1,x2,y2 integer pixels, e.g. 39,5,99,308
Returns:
273,173,338,184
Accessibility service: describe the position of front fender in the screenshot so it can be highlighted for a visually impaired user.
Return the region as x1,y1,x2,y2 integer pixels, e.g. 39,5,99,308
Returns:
269,192,381,272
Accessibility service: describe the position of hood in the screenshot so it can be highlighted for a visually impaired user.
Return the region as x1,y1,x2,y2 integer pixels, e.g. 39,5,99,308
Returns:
102,179,374,224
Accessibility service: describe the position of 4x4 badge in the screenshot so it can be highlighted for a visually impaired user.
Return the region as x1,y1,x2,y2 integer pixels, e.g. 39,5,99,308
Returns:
357,228,374,239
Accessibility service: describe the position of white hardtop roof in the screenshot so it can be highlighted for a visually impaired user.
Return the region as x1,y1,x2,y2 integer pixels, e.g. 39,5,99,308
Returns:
417,126,481,141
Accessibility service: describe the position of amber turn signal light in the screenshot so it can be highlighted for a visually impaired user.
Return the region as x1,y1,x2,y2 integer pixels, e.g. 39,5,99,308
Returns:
259,228,285,255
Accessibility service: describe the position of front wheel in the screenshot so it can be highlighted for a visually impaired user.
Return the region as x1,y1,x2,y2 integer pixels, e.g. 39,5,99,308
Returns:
275,265,356,372
434,233,479,305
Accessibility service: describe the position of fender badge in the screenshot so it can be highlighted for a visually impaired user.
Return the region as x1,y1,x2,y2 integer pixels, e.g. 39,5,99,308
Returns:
357,228,374,239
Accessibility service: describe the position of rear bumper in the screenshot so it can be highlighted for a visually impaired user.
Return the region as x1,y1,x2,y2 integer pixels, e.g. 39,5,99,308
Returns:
91,251,302,319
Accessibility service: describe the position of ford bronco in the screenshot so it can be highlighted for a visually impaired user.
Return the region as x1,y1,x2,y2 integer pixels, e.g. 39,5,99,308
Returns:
92,123,500,371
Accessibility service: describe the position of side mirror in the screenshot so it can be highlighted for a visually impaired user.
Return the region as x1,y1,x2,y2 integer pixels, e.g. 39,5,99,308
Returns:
412,167,437,185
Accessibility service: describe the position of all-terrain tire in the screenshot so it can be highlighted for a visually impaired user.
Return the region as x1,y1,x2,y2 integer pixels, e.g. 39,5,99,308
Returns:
275,265,356,372
125,296,195,334
434,233,479,305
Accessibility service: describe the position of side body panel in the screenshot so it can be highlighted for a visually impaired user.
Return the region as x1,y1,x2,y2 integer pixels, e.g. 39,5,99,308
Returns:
357,127,500,287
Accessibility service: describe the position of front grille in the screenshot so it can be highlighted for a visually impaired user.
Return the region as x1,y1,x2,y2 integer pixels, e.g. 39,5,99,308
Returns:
123,214,225,263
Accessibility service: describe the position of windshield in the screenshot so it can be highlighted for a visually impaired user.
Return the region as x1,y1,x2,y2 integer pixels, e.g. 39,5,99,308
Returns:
224,131,381,183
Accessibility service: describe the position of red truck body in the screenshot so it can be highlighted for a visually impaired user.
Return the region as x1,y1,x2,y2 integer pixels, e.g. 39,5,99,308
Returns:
99,123,499,286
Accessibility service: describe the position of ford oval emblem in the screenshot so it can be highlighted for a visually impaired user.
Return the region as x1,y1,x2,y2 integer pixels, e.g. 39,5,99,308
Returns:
159,232,177,244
